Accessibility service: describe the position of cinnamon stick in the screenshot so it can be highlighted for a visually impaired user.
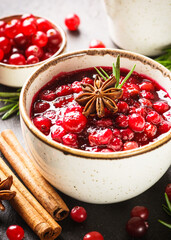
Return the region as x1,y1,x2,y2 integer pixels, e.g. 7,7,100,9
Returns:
0,132,69,221
0,157,61,239
0,168,61,240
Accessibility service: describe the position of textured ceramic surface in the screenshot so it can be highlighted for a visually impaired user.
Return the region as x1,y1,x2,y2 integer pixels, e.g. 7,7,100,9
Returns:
0,15,67,88
20,49,171,203
103,0,171,56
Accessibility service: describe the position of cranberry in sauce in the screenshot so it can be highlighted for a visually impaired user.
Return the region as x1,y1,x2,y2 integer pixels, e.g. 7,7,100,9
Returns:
31,67,171,152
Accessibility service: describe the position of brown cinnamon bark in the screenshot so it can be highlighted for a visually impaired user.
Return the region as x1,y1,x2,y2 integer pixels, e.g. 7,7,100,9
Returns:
0,168,61,240
0,157,61,239
0,132,69,221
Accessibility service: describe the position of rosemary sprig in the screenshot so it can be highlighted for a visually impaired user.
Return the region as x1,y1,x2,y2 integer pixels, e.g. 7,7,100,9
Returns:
154,46,171,71
0,90,20,120
95,54,136,88
158,193,171,229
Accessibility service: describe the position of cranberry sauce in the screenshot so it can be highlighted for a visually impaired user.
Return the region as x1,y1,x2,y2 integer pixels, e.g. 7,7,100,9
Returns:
30,67,171,152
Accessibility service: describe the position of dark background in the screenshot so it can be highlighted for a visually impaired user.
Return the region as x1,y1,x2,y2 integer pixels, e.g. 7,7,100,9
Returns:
0,0,171,239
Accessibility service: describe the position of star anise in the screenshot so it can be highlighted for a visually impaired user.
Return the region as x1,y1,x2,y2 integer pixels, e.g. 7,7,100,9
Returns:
75,75,123,118
0,175,16,211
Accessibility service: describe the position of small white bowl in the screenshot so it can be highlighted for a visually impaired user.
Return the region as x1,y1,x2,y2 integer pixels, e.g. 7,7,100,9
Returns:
0,15,67,88
20,49,171,204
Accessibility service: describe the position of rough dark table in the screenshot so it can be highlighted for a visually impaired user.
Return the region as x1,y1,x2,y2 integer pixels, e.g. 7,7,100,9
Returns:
0,0,171,239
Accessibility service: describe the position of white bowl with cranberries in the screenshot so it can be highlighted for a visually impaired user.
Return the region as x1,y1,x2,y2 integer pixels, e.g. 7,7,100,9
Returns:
0,13,67,87
20,49,171,204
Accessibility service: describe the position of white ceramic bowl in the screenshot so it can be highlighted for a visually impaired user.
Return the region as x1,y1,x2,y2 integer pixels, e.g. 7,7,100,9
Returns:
20,49,171,204
0,15,67,88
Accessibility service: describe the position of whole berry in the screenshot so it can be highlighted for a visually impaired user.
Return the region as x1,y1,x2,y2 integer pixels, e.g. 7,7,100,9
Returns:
131,206,149,221
89,129,113,146
65,13,80,31
158,121,171,134
5,19,21,39
21,18,37,36
36,18,52,32
33,101,50,113
70,206,87,223
83,231,104,240
6,225,24,240
115,114,129,128
32,31,48,47
33,116,52,135
9,53,26,65
146,111,161,125
63,111,87,133
123,141,138,151
128,113,145,132
27,55,39,64
108,137,123,151
25,45,43,58
62,133,78,147
51,124,66,143
165,183,171,201
0,36,11,54
46,29,62,46
153,101,169,114
89,39,106,48
126,217,148,237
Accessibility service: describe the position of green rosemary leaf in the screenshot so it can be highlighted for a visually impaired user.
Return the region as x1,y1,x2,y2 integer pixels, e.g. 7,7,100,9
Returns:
94,67,107,80
0,98,19,103
115,55,120,87
165,193,171,212
113,63,116,77
158,220,171,229
2,103,19,120
154,46,171,71
0,92,20,98
0,103,16,113
100,67,110,79
118,64,136,89
162,204,171,216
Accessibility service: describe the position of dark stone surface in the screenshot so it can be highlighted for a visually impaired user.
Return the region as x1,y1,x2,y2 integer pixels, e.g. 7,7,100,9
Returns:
0,0,170,239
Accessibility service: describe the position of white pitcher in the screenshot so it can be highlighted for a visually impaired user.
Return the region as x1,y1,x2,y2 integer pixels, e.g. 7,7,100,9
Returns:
103,0,171,56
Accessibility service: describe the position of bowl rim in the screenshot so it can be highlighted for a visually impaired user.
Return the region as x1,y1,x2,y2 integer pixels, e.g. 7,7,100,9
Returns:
20,48,171,159
0,14,67,69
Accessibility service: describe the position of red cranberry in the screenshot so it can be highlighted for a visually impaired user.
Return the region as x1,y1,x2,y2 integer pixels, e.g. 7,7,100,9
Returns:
36,18,52,32
135,107,147,118
0,48,4,61
131,206,149,221
140,90,154,100
27,55,39,64
6,225,24,240
70,206,87,223
153,101,169,114
53,96,74,108
120,128,134,141
89,129,113,146
89,39,106,48
115,114,129,128
71,81,82,93
65,13,80,31
113,129,121,138
120,88,131,101
56,85,73,96
83,231,104,240
165,184,171,201
62,133,78,147
46,29,62,46
25,45,43,58
81,77,94,85
126,217,148,237
39,89,57,101
108,137,123,151
14,33,27,48
32,31,48,47
9,53,26,65
144,122,157,138
20,13,35,21
33,116,51,135
117,101,129,114
63,111,87,133
51,124,66,143
140,81,154,91
158,121,171,134
65,105,83,113
41,52,53,60
127,84,140,97
146,111,161,125
101,148,114,152
128,113,145,132
96,118,113,127
139,98,152,107
21,18,37,36
5,19,21,39
134,132,148,143
123,141,138,151
0,36,11,54
33,101,50,113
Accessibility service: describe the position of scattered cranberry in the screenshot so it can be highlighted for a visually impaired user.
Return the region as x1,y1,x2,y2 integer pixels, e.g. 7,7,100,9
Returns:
165,184,171,201
63,111,87,133
6,225,24,240
33,116,51,135
108,137,123,151
123,141,138,151
126,217,148,238
128,113,145,132
89,129,113,146
153,101,169,114
139,81,154,91
158,121,171,134
131,206,149,221
9,53,26,65
83,231,104,240
146,111,161,125
89,39,106,48
70,206,87,223
65,13,80,31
